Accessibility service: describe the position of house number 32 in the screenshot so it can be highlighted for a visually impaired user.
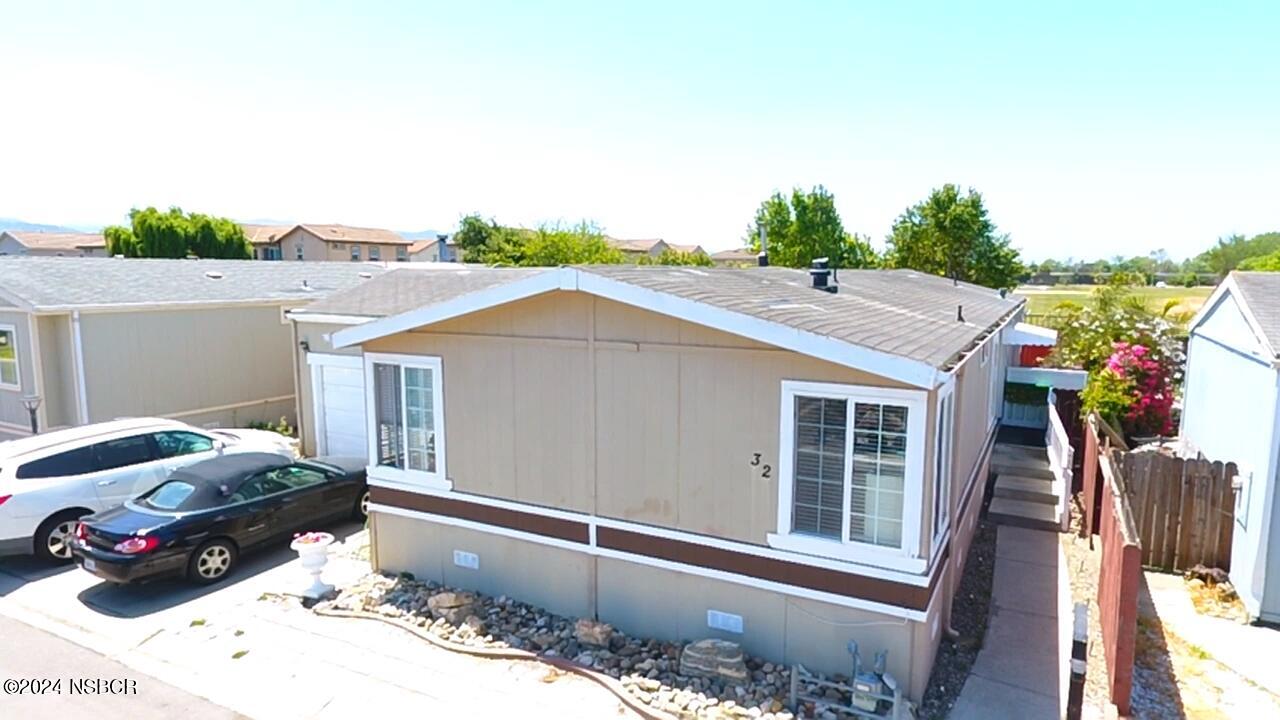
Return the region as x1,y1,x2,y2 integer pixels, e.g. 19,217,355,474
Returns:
750,453,772,478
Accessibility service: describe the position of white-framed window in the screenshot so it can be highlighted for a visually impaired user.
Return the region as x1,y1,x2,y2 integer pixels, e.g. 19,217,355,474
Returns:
769,381,926,570
0,324,19,390
932,380,955,547
396,246,408,261
369,246,380,261
364,353,447,489
351,245,362,261
295,242,304,260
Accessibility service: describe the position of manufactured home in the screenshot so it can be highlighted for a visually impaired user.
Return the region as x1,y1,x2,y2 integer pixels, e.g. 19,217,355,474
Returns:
288,264,1022,701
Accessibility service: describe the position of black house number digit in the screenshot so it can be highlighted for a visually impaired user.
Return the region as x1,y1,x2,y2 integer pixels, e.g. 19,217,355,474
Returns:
749,453,771,478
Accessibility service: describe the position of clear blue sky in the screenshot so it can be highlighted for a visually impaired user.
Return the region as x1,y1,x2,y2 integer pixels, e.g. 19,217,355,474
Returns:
2,1,1277,260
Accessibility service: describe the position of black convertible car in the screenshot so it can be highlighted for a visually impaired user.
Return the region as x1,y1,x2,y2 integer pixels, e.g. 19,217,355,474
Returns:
71,453,368,585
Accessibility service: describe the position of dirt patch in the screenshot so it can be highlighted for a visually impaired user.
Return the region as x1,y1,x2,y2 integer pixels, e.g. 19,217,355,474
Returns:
916,520,998,720
1182,578,1248,623
1059,502,1114,719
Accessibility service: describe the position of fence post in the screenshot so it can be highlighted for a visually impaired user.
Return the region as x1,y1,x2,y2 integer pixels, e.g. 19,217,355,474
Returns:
1067,602,1088,720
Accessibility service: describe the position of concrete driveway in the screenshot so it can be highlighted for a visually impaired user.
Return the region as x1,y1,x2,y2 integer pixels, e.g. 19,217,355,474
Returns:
0,521,636,719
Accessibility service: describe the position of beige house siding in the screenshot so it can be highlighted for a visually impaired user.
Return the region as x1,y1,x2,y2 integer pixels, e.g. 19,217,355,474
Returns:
278,227,407,263
0,310,39,431
362,291,916,545
78,305,297,427
373,510,938,698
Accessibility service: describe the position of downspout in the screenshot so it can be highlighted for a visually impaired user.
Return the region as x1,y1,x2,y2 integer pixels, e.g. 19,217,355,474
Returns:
70,310,89,424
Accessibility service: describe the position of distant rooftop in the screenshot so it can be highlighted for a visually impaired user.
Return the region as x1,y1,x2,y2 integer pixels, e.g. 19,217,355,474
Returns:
285,223,411,246
1,230,106,251
0,257,393,311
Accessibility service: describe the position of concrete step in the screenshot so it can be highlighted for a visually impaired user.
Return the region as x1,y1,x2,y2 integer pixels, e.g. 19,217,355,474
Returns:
989,496,1060,531
993,443,1047,461
991,456,1054,480
994,474,1057,505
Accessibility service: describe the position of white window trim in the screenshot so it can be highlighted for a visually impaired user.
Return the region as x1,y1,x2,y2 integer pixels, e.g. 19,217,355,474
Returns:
0,323,21,391
770,380,926,573
932,378,956,551
363,351,449,491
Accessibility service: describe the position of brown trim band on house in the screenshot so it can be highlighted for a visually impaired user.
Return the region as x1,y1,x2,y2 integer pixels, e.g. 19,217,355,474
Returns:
372,485,948,613
596,526,945,612
370,486,591,544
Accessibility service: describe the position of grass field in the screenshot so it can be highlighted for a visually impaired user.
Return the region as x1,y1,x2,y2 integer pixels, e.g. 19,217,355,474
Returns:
1015,284,1215,316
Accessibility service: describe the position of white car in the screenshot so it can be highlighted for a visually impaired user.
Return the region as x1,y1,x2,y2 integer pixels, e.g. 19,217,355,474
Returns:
0,418,298,562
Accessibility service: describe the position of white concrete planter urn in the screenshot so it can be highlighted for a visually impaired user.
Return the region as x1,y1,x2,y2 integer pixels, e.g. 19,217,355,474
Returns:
291,531,336,599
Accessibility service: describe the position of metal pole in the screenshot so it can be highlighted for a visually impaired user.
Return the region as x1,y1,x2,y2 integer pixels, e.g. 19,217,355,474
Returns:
27,406,38,434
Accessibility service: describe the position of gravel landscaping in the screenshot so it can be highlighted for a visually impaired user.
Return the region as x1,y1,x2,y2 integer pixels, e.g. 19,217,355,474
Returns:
1058,501,1115,718
319,572,896,719
915,519,998,720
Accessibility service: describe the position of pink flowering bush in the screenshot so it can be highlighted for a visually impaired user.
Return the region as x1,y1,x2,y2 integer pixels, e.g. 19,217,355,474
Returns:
1082,341,1175,437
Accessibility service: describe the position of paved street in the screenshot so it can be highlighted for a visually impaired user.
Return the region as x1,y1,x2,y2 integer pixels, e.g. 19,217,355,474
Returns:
0,614,242,719
0,522,635,719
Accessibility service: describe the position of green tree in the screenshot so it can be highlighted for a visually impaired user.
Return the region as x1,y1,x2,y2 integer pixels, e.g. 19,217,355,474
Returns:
102,207,250,259
1195,232,1280,277
744,186,878,269
103,225,139,257
1238,250,1280,271
883,184,1022,290
519,222,624,265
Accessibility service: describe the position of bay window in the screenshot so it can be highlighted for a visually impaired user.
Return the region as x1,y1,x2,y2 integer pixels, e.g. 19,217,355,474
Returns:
771,381,925,569
366,353,446,488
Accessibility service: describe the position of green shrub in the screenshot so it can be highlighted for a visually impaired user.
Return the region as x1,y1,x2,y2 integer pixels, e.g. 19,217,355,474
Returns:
248,416,295,438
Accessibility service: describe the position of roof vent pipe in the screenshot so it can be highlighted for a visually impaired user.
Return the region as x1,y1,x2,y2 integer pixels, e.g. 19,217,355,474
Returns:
957,304,965,322
757,226,769,267
810,257,837,293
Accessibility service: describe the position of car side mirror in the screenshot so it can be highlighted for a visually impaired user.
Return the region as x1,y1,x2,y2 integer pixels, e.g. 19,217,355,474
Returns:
212,439,226,452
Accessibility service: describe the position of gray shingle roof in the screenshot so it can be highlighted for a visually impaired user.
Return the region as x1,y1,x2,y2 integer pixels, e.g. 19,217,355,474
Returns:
1230,272,1280,356
0,257,394,310
304,265,1021,370
579,266,1020,369
300,266,550,318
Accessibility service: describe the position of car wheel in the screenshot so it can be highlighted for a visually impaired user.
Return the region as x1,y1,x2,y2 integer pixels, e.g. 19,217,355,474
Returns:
34,510,88,564
188,539,238,584
353,489,370,520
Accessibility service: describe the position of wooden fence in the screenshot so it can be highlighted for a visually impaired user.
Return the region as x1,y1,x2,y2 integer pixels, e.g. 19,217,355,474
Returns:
1116,452,1237,572
1097,449,1141,716
1081,414,1129,537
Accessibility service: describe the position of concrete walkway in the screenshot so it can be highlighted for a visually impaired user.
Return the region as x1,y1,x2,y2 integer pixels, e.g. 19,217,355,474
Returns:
950,525,1067,719
1144,571,1280,697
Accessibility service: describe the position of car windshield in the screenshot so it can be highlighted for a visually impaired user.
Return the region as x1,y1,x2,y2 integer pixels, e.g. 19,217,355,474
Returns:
138,481,197,511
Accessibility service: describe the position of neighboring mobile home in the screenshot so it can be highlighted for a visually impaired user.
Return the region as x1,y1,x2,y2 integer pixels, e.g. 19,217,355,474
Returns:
0,257,388,439
288,264,1021,701
0,230,107,257
1181,271,1280,622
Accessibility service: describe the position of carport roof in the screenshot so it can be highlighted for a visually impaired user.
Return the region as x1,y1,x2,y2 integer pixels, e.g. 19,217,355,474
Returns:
0,257,395,311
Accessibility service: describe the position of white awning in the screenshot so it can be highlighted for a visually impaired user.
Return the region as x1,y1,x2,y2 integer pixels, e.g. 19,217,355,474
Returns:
1004,321,1057,347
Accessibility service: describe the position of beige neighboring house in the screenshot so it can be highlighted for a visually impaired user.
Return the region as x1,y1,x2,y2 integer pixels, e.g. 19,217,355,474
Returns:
407,235,460,263
0,257,388,439
276,224,414,263
0,231,107,257
711,247,759,266
606,237,708,260
287,264,1022,702
241,224,294,261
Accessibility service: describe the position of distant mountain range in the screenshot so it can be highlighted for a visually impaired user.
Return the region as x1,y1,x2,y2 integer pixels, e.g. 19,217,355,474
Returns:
0,218,102,234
